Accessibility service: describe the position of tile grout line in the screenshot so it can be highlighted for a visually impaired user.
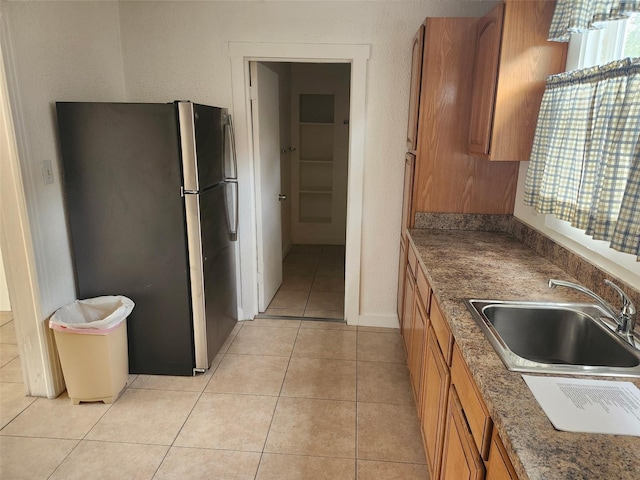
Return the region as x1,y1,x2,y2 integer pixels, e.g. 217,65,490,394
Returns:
273,245,345,319
355,327,359,479
149,321,241,479
255,322,301,478
0,393,37,432
6,308,418,477
46,378,121,479
302,252,321,317
9,322,415,478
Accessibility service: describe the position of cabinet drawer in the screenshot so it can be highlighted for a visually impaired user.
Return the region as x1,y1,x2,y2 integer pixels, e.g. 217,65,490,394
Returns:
430,298,453,364
407,242,418,277
416,265,431,312
451,345,492,461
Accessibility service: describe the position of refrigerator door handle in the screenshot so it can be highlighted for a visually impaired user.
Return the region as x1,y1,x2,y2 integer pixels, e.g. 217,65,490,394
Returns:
223,113,238,182
225,181,239,242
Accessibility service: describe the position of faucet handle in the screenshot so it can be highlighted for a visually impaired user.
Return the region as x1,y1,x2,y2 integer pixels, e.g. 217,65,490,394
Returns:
604,280,636,316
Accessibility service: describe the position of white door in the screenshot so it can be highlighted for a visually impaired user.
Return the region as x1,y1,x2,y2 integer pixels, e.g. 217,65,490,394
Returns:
251,62,283,312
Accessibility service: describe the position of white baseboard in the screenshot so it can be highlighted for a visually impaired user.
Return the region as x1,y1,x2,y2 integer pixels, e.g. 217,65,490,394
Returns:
352,313,399,329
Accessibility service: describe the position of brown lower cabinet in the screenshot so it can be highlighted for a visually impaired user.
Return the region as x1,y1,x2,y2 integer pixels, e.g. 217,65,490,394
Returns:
401,239,519,479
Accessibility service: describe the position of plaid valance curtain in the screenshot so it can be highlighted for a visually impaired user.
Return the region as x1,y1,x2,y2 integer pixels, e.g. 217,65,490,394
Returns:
524,58,640,260
549,0,640,41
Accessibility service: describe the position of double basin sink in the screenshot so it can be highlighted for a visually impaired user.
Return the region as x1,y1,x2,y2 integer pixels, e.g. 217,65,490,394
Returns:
465,299,640,378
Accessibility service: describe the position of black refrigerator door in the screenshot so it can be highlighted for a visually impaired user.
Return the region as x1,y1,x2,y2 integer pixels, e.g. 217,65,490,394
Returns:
56,102,195,375
199,183,238,363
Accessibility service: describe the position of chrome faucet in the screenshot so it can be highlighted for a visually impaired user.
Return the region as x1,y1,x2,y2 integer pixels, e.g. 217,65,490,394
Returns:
549,279,637,344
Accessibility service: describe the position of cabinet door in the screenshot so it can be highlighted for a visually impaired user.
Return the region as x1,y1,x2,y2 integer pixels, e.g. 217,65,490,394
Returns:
401,153,416,238
486,429,519,480
402,267,416,354
440,386,486,480
409,295,427,409
420,326,451,480
407,24,425,151
468,3,504,156
397,238,407,322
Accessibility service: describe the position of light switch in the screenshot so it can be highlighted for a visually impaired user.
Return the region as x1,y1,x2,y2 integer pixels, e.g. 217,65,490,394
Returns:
41,160,54,185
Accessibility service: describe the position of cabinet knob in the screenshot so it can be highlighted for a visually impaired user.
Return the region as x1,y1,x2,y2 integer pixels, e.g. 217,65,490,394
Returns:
278,194,287,201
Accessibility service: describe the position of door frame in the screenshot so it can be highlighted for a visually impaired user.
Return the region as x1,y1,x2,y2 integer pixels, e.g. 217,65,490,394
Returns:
229,42,370,325
0,21,64,397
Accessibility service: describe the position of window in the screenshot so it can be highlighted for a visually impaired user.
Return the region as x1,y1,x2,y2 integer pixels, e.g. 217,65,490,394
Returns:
624,13,640,57
542,13,640,276
567,13,639,69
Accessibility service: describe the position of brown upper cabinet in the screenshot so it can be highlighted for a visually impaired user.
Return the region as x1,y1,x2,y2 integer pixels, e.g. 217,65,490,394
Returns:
406,24,425,152
411,16,519,215
468,1,567,161
468,3,504,158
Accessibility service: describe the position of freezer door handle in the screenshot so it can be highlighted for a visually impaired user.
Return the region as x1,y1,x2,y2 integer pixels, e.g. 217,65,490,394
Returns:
223,113,238,182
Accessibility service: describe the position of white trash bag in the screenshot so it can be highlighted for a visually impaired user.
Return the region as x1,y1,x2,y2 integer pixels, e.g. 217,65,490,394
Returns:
50,296,134,334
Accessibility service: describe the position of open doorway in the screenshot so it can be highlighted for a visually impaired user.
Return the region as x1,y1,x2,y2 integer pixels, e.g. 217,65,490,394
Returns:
252,62,351,320
229,42,369,326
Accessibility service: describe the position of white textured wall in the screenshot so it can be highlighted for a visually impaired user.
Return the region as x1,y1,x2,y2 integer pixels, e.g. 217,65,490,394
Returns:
2,2,126,318
118,1,492,318
3,1,493,325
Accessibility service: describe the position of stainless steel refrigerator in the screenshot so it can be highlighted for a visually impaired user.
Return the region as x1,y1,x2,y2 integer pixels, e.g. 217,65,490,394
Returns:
56,101,238,376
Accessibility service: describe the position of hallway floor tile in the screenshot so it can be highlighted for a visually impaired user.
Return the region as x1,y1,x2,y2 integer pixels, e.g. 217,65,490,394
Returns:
265,245,345,319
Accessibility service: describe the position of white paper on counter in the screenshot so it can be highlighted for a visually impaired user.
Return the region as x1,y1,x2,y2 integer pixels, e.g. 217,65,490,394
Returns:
522,375,640,436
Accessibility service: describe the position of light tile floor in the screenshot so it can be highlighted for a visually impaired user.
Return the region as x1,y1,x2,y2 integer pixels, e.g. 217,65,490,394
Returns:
0,318,427,479
265,245,345,319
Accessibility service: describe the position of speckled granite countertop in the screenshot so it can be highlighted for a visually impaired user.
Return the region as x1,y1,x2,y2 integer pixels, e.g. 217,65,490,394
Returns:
408,229,640,480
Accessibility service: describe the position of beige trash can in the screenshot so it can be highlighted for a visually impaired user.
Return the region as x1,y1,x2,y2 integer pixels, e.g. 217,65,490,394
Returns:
50,296,134,405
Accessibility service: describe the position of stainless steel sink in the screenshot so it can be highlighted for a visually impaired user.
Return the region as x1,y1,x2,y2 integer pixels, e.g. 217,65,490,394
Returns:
464,300,640,377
